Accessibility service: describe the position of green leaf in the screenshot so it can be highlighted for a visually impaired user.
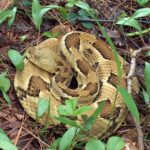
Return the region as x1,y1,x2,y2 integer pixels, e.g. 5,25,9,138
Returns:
50,138,61,150
131,8,150,19
54,116,79,127
42,32,53,38
0,128,11,142
2,91,11,105
0,7,17,26
20,35,27,42
85,139,105,150
142,88,149,104
0,10,11,24
144,62,150,97
118,86,140,123
42,31,60,38
37,97,50,117
0,128,18,150
136,0,149,6
84,101,105,130
106,136,125,150
0,72,10,92
116,17,142,31
75,1,91,12
59,127,77,150
78,9,90,18
8,49,24,71
67,12,79,24
57,99,77,116
32,0,42,30
74,106,92,116
81,22,94,29
0,141,18,150
66,0,76,7
32,0,61,30
8,7,17,27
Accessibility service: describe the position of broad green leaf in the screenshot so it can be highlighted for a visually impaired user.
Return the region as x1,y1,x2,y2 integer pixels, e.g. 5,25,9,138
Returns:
116,17,141,31
75,1,91,12
0,128,11,142
42,31,60,38
57,99,77,116
54,116,79,127
0,10,10,24
118,86,140,123
67,12,79,24
0,129,18,150
8,7,17,27
146,51,150,56
2,91,11,105
37,97,50,117
144,62,150,97
8,49,24,71
20,35,27,42
32,0,42,30
74,106,92,116
0,7,17,26
85,139,105,150
84,101,105,130
0,72,10,92
107,136,125,150
0,141,18,150
66,0,76,7
81,22,94,29
131,8,150,19
42,32,53,38
32,0,61,30
50,138,61,150
136,0,149,6
59,127,77,150
78,9,90,18
142,89,149,104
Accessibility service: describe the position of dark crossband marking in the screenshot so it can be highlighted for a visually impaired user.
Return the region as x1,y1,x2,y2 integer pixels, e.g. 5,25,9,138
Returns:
76,59,91,76
108,73,126,88
93,40,114,60
27,76,50,97
16,87,27,100
65,33,80,51
84,82,98,95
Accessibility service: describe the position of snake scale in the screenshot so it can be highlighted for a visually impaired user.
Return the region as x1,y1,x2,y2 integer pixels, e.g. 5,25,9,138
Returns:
14,31,139,140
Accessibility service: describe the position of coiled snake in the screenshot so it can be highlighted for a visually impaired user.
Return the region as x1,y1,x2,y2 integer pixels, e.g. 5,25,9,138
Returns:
14,31,139,140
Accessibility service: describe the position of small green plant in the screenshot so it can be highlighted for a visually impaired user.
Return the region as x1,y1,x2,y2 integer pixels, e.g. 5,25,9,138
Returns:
48,130,125,150
8,49,24,71
136,0,150,6
32,0,65,30
0,72,11,104
42,31,61,38
42,99,125,150
116,8,150,36
67,9,94,29
0,7,17,27
36,97,51,132
0,128,18,150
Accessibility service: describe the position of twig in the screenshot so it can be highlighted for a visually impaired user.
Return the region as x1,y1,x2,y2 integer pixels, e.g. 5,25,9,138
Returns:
126,45,150,150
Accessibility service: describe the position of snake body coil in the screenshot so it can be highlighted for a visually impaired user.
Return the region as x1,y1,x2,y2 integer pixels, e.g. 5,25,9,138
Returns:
14,31,139,140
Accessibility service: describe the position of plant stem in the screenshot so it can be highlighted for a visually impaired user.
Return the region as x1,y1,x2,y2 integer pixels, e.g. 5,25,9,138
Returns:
126,28,150,37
